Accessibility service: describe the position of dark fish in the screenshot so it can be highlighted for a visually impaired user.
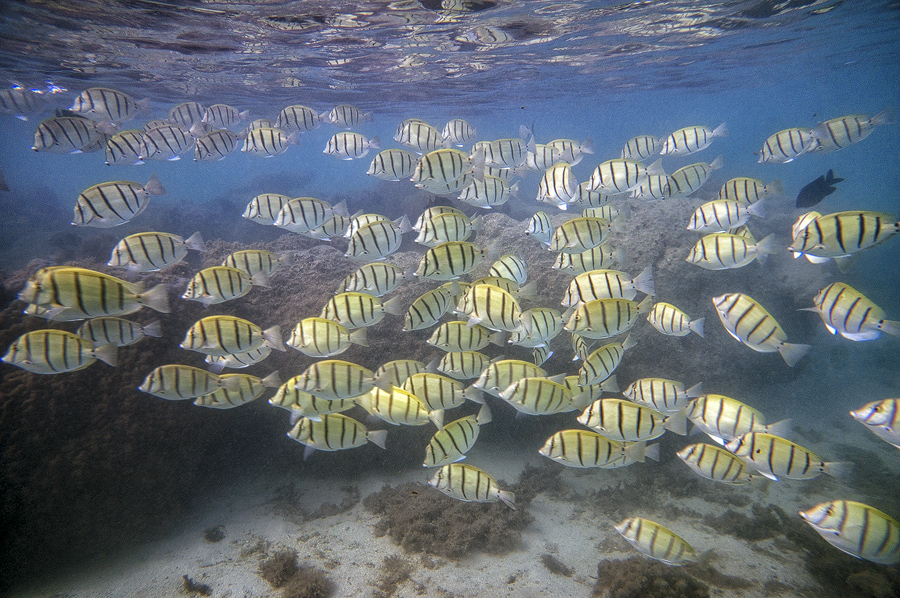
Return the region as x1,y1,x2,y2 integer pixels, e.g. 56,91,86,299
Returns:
796,169,844,208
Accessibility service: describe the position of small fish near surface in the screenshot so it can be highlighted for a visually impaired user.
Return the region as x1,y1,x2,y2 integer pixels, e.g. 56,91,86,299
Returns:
796,169,844,208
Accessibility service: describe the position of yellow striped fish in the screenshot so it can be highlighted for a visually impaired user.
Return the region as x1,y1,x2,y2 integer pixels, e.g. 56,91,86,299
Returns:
525,143,562,171
621,135,662,160
624,378,702,414
562,267,654,306
718,177,783,204
489,254,527,285
194,129,239,161
424,404,491,467
564,295,653,340
72,174,167,227
578,182,617,206
3,329,117,374
564,374,619,407
712,293,810,366
323,104,372,129
395,120,445,154
434,351,493,381
455,283,526,334
205,346,272,373
850,399,900,450
412,148,477,186
367,148,418,181
578,335,636,386
193,372,281,409
809,108,896,152
540,429,658,468
18,266,170,318
139,364,239,400
687,199,765,233
525,211,553,246
805,282,900,341
270,379,356,423
758,127,816,163
549,216,621,254
578,398,686,442
553,244,623,275
294,359,375,401
442,118,477,146
788,210,900,258
104,129,146,166
509,307,565,348
725,433,853,481
287,414,387,459
287,317,368,357
685,393,788,445
181,315,284,357
140,124,195,160
181,266,259,306
415,212,482,247
108,231,205,272
345,217,412,260
801,500,900,565
686,233,777,270
428,463,516,509
358,386,444,428
417,171,475,196
666,156,723,198
321,292,404,329
242,193,292,225
588,159,663,194
77,317,162,347
274,197,346,235
629,174,672,201
615,517,697,565
339,262,409,297
472,359,546,397
415,241,492,281
223,249,295,280
168,101,205,127
402,372,471,411
375,360,427,388
499,375,575,415
70,87,146,123
202,103,248,128
314,213,351,240
660,123,727,156
537,162,579,209
646,302,704,337
344,213,392,238
482,136,533,169
548,138,594,165
324,132,380,160
427,321,505,352
0,87,43,121
275,105,323,132
676,443,756,485
32,115,104,154
414,206,467,232
403,283,459,331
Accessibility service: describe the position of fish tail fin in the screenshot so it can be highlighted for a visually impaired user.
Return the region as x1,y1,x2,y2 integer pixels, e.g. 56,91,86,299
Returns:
349,327,369,347
382,295,406,316
367,429,388,449
144,173,167,196
184,231,206,251
869,106,896,126
823,461,854,480
713,122,729,137
632,265,655,296
878,319,900,337
498,490,516,510
600,374,620,394
141,319,163,338
264,325,287,352
93,343,119,367
261,371,283,388
664,410,688,435
766,418,792,438
765,179,784,197
139,283,171,313
689,317,705,338
709,155,724,170
778,342,810,367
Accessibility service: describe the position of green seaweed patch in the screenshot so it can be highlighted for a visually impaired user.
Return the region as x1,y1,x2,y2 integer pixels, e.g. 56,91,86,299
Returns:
257,547,336,598
260,548,301,588
202,525,225,543
362,482,534,558
592,557,710,598
182,574,212,596
541,553,574,576
372,555,415,598
703,503,793,541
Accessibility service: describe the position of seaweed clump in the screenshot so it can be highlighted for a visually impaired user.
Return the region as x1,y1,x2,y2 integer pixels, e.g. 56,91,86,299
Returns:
182,575,212,596
593,557,710,598
541,553,574,576
258,548,335,598
203,525,225,543
372,555,415,598
362,482,534,558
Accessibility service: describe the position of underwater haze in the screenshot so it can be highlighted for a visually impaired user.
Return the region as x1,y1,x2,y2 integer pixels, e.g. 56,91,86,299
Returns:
1,1,899,597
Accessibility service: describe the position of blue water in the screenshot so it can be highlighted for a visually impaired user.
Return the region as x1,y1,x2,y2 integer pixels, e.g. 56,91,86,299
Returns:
1,0,899,594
